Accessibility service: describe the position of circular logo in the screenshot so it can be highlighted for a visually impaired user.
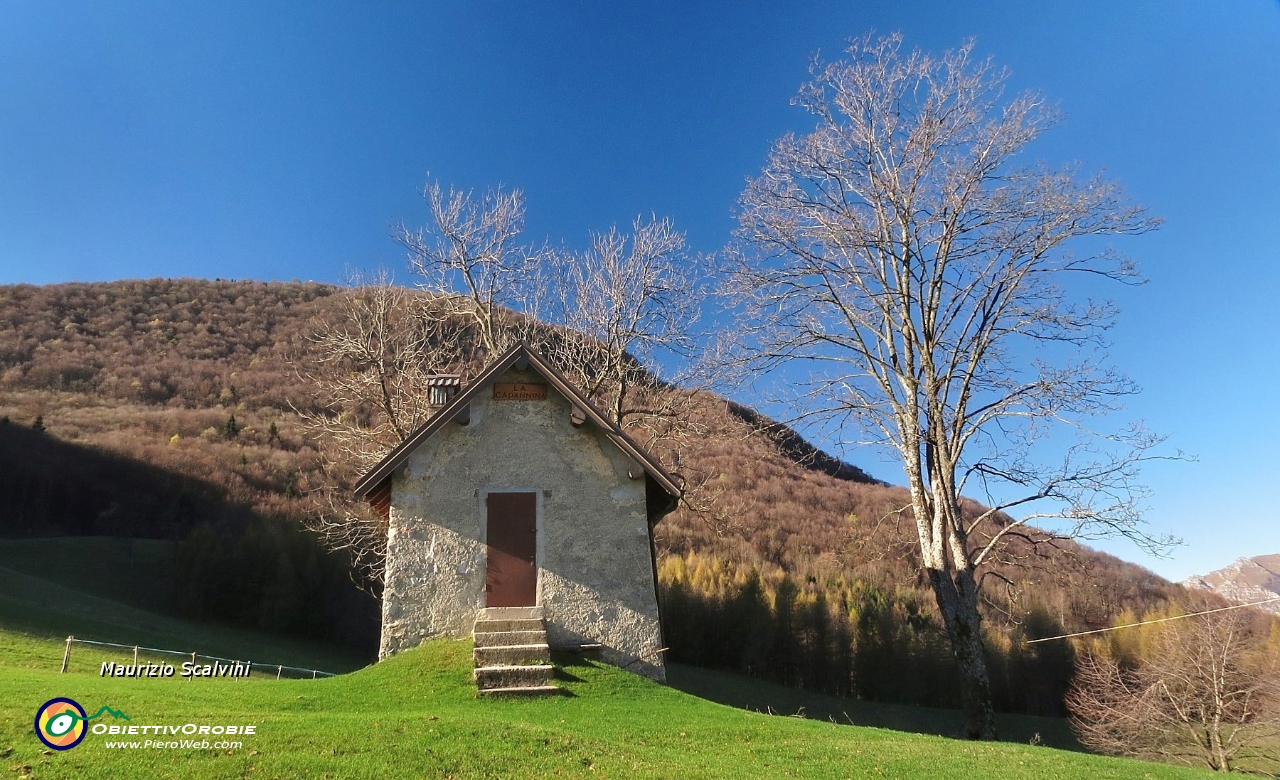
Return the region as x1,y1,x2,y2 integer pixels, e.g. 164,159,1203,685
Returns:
34,698,88,751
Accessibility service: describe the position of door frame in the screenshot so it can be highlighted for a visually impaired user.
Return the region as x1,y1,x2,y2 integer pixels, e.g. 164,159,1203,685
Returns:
480,487,544,606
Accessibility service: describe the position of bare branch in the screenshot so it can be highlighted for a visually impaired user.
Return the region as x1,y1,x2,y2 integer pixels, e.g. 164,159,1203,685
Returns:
289,270,471,589
395,179,538,359
1068,608,1280,774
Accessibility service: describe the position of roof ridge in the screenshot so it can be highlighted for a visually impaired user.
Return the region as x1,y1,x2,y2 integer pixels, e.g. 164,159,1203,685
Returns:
352,342,680,500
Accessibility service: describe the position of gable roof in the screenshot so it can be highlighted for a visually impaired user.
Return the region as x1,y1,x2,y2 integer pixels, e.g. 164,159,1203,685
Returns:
352,342,682,500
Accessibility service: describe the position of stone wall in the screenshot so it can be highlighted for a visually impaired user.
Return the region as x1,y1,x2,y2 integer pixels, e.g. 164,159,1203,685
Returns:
379,367,666,681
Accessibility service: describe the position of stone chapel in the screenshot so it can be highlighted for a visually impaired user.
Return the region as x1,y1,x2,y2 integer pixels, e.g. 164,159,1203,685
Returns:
354,343,679,683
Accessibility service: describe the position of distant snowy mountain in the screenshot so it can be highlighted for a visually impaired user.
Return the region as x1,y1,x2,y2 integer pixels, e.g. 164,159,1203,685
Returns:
1183,554,1280,616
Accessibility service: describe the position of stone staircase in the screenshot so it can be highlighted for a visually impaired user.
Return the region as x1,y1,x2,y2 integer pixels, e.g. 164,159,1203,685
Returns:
473,606,559,697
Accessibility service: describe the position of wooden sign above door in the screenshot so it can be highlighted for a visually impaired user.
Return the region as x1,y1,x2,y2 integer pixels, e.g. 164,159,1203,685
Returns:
493,382,548,401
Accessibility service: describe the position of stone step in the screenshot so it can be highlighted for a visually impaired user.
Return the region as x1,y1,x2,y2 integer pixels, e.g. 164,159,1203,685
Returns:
478,606,544,621
474,643,551,667
473,629,547,648
473,617,545,633
475,664,555,690
476,685,561,698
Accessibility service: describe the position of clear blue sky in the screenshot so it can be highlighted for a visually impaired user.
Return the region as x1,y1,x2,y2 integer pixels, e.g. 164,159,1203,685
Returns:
2,2,1277,581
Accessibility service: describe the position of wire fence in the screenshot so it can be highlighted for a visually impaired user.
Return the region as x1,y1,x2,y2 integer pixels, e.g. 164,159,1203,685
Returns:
1025,595,1280,644
59,635,338,680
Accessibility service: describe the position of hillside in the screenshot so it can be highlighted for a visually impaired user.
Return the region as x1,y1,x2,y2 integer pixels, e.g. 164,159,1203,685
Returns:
0,279,1188,715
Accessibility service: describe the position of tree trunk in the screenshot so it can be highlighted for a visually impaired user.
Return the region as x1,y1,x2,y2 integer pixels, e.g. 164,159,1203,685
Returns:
1208,717,1229,772
927,566,998,740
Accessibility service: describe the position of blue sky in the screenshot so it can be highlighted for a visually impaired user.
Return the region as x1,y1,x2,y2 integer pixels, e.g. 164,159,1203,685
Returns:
2,2,1277,581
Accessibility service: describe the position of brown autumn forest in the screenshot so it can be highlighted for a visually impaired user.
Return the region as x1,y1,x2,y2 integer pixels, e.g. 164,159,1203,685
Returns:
0,278,1201,717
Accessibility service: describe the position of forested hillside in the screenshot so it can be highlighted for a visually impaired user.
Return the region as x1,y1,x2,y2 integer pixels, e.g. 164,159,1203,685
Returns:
0,279,1187,714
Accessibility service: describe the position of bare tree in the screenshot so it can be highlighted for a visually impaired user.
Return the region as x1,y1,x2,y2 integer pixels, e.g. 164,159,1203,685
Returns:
728,33,1170,738
542,215,703,429
395,179,537,359
294,272,464,471
1068,609,1280,774
292,272,467,588
302,201,709,582
397,181,707,441
533,215,743,532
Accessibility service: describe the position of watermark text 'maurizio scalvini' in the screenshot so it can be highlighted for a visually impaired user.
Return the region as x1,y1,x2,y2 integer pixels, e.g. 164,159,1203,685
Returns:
100,660,251,679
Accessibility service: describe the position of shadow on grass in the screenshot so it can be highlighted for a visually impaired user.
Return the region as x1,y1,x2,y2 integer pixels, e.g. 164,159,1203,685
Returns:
549,651,595,688
479,687,578,699
552,667,586,684
665,662,1081,751
0,563,371,674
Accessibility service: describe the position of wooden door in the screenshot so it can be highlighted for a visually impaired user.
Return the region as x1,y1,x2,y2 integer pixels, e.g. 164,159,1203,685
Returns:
485,492,537,607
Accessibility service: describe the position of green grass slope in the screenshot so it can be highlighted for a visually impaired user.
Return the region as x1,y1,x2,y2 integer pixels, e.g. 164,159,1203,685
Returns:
0,538,368,674
0,630,1212,780
667,663,1080,751
0,537,178,614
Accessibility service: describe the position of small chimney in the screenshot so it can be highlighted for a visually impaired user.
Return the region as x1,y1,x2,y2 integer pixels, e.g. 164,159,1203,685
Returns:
426,374,461,407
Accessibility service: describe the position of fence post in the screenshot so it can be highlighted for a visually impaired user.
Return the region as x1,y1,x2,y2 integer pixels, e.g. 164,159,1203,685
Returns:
133,646,139,667
190,651,197,680
276,665,282,680
60,636,73,674
312,670,317,679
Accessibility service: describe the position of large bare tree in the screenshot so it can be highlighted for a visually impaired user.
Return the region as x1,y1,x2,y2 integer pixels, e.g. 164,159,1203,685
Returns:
729,33,1169,738
1068,609,1280,774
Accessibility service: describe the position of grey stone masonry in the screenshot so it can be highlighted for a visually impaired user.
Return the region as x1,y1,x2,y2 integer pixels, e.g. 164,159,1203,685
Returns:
377,363,668,682
474,607,559,697
363,345,678,683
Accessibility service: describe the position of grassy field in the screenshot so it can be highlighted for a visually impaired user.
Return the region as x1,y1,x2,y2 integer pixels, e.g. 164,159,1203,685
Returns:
1,630,1215,780
0,538,370,674
666,663,1080,751
0,538,1214,778
0,537,179,614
